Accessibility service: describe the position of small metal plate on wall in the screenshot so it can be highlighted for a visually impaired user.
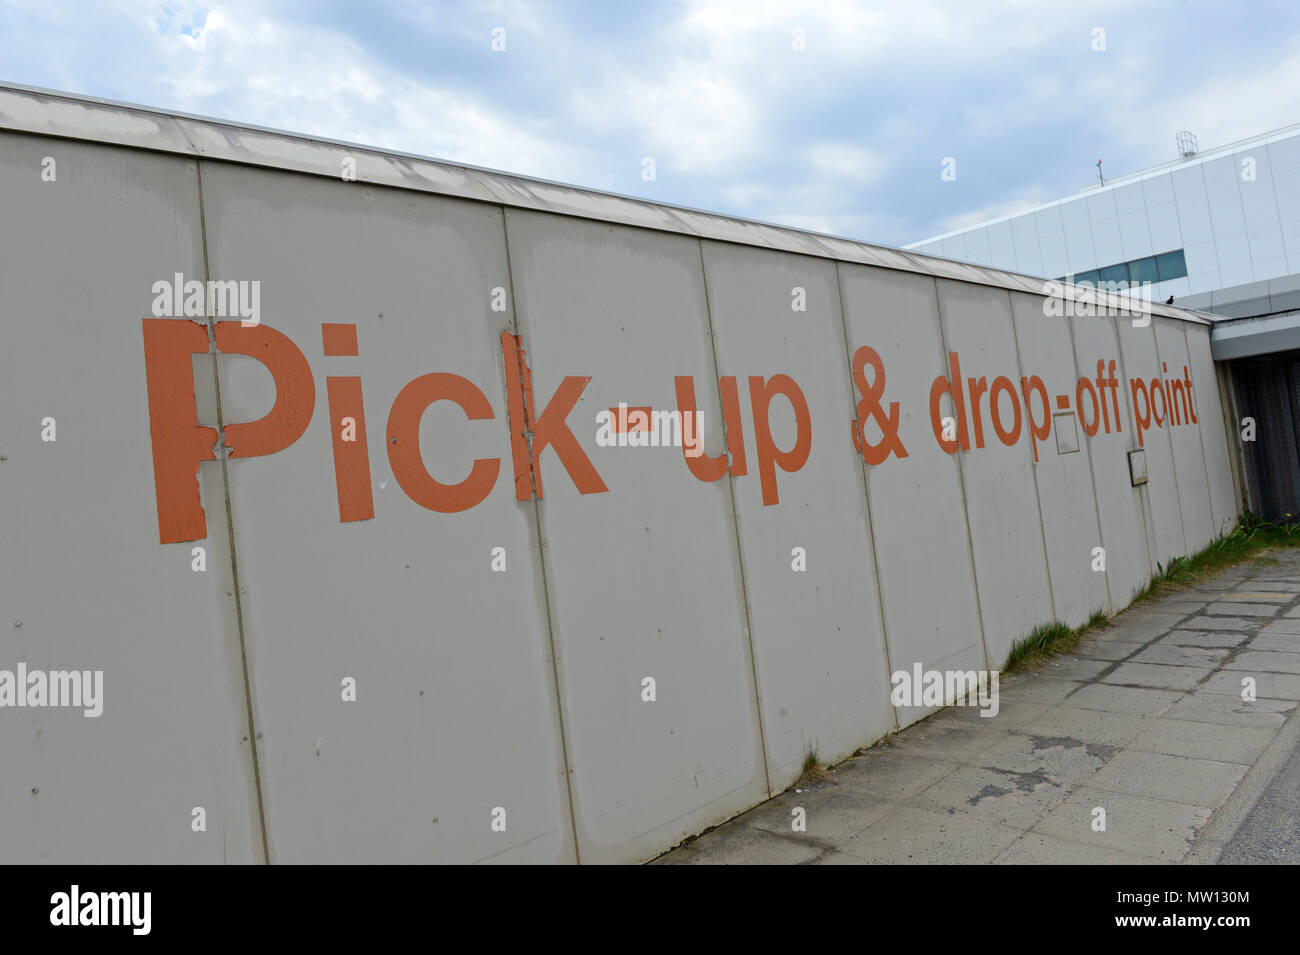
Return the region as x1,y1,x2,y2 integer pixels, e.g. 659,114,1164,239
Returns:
1129,449,1148,486
1054,412,1079,454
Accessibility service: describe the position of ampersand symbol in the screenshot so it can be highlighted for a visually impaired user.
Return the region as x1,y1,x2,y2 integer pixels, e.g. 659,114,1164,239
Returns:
851,345,908,465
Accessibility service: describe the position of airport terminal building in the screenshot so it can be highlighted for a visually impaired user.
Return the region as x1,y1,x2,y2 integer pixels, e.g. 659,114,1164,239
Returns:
908,125,1300,522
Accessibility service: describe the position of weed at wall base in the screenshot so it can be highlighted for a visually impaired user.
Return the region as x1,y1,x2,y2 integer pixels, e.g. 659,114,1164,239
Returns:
1007,512,1300,672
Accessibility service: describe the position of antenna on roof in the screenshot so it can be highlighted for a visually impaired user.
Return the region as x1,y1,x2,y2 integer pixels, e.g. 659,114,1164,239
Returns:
1096,158,1104,186
1176,130,1198,159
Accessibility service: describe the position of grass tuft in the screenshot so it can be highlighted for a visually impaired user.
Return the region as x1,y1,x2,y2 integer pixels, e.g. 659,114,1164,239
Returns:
1005,622,1077,673
794,741,832,786
801,743,820,775
1006,511,1300,673
1131,510,1300,605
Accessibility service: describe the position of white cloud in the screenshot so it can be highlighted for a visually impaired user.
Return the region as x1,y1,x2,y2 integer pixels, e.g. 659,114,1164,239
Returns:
805,143,885,183
927,187,1059,239
67,0,595,181
1,0,1296,250
622,60,760,174
1164,44,1300,149
179,7,224,52
387,86,590,180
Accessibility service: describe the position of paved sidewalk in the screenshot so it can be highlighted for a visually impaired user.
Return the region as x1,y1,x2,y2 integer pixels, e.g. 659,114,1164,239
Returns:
656,549,1300,864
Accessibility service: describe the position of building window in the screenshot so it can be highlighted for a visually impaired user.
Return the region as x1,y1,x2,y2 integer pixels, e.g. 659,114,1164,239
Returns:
1058,249,1186,286
1128,257,1159,284
1155,250,1188,282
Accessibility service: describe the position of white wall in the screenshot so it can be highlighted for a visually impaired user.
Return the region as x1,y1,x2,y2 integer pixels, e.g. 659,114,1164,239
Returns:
912,127,1300,298
1,130,1241,864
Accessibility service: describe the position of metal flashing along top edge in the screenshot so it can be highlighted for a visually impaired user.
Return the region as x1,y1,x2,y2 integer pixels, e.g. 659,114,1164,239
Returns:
0,80,1210,325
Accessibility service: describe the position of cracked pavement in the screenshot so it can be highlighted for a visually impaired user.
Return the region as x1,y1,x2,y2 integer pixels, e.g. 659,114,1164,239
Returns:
655,549,1300,864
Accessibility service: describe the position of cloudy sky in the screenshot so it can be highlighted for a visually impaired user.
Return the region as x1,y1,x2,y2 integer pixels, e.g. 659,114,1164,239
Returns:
2,0,1299,247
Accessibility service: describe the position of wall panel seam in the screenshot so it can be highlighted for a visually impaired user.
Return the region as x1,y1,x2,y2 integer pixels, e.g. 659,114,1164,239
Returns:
194,158,272,865
695,239,773,797
932,278,993,673
832,261,899,732
499,208,583,864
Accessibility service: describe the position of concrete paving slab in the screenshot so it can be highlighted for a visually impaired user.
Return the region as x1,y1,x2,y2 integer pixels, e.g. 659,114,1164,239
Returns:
907,764,1071,828
1011,705,1155,747
1091,750,1246,807
1212,592,1290,604
1250,632,1300,653
933,699,1048,731
1199,670,1300,701
743,786,893,842
1205,602,1280,617
831,749,962,800
1159,628,1252,648
1114,608,1191,622
1099,616,1183,643
1129,718,1277,764
1235,581,1300,593
1164,691,1295,729
888,721,1010,762
1180,615,1262,631
1223,650,1300,674
653,823,823,864
1065,683,1182,715
1100,661,1214,690
1036,656,1113,682
835,804,1022,864
1033,787,1212,861
1073,641,1146,661
1141,600,1210,614
997,676,1084,704
1261,618,1300,635
993,831,1164,864
978,733,1118,784
1129,644,1230,667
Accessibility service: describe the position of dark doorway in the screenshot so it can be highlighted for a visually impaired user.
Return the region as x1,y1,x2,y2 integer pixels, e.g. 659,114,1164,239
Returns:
1229,349,1300,521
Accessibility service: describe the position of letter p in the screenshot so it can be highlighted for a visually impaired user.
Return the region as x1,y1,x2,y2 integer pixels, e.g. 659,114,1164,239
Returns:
1130,377,1151,447
142,319,314,543
749,374,811,505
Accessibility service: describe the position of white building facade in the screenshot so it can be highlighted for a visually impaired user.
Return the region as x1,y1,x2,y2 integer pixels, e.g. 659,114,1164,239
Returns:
908,125,1300,314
